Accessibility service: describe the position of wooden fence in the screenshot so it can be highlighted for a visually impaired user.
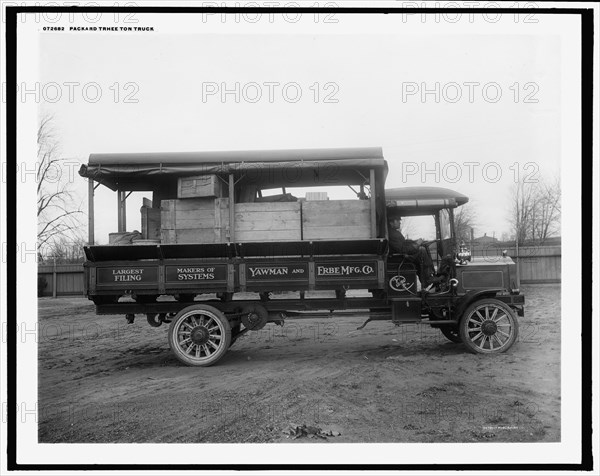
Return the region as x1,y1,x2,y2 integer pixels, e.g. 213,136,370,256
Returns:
37,244,561,297
38,263,85,297
469,244,561,284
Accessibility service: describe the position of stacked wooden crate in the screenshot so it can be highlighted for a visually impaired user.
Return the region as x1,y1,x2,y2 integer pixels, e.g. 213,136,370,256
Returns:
302,200,371,240
160,175,226,244
161,198,230,244
178,175,223,199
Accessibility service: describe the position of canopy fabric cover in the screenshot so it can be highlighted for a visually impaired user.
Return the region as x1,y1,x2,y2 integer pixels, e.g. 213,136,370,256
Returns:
385,187,469,215
79,147,387,191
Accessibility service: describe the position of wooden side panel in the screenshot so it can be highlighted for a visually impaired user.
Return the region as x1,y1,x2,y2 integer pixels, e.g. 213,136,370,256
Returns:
178,175,222,199
302,200,371,240
234,202,301,242
141,207,161,240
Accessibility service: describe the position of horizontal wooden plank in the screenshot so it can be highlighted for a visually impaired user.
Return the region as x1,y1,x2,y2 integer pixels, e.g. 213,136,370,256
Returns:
303,225,371,240
161,228,221,244
303,211,369,227
236,229,301,242
302,200,370,213
235,209,300,219
236,220,300,232
162,198,228,212
236,210,299,223
235,202,300,213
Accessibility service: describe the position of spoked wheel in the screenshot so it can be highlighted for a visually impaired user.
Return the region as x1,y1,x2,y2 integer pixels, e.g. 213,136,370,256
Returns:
168,304,231,366
459,298,519,354
440,326,462,343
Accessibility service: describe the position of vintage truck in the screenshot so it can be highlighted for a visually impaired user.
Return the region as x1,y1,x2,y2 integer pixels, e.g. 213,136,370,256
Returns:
79,147,524,366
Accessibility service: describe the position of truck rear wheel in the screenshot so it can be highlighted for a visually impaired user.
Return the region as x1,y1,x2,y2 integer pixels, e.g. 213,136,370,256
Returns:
459,298,518,354
168,304,231,366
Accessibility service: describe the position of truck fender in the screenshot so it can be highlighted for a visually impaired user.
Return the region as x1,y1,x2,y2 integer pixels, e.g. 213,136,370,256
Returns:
454,289,503,320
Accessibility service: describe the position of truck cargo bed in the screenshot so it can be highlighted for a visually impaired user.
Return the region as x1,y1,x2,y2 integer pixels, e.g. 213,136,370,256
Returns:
84,239,388,298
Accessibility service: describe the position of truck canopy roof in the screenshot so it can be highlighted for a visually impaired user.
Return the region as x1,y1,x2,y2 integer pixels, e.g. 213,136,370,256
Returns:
386,187,469,216
79,147,387,191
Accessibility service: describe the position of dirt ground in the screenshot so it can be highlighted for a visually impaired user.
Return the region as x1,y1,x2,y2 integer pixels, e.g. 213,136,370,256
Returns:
37,284,560,443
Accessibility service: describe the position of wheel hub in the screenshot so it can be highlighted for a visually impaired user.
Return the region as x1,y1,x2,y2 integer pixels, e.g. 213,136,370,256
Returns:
247,312,260,326
190,326,210,345
481,320,498,336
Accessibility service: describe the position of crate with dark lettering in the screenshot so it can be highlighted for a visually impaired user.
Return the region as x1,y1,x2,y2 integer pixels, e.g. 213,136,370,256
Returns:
178,174,223,199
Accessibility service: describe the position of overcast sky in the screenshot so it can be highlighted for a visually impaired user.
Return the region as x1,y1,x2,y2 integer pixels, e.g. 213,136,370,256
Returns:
35,12,562,244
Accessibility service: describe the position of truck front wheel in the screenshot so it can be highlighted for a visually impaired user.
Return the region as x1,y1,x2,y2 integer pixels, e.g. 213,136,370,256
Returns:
168,304,232,366
459,298,519,354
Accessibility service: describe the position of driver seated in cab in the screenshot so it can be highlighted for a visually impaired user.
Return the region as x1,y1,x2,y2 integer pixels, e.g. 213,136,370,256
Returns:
387,213,435,286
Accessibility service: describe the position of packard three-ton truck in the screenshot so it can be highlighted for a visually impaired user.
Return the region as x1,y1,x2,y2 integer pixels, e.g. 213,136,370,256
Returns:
79,147,524,366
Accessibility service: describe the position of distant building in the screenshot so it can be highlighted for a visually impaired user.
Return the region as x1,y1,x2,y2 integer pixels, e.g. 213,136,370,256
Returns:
472,233,498,244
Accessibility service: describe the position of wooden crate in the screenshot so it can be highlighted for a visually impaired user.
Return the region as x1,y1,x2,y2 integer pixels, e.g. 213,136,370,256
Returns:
178,175,223,199
141,206,161,240
305,191,329,201
302,200,371,240
234,202,301,242
161,198,229,244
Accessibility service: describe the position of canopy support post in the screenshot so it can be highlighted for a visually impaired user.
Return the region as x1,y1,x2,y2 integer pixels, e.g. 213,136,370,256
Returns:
369,168,377,238
228,174,235,243
117,190,127,232
88,178,95,245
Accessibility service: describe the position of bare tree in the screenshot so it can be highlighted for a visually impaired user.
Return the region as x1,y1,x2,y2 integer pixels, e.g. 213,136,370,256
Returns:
37,115,84,261
510,180,535,245
509,176,561,246
454,204,477,243
43,235,87,263
532,177,561,242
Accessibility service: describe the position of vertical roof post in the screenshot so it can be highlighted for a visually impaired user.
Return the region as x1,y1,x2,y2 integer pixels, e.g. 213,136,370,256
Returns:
228,174,235,243
88,178,95,245
117,190,127,233
369,168,376,238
